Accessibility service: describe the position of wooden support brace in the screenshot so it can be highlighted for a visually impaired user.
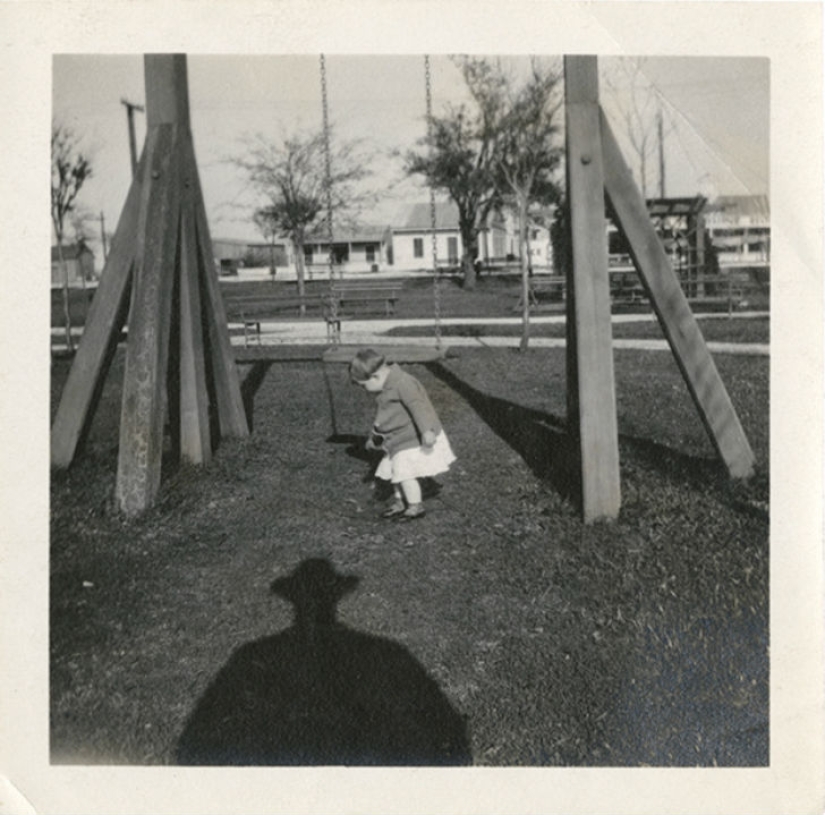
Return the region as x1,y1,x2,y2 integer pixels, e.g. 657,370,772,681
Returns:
599,109,756,478
50,142,146,468
564,56,621,522
116,124,181,514
187,138,249,439
177,189,212,464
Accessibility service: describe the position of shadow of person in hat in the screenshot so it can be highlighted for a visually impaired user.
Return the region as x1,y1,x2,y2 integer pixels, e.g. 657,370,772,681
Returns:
175,558,471,766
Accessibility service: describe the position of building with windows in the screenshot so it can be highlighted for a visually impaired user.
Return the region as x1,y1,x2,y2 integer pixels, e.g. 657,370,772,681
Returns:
212,237,289,275
301,226,392,276
389,202,508,272
51,241,96,287
703,194,770,280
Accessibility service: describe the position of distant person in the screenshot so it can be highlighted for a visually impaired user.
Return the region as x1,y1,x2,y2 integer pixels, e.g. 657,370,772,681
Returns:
349,349,456,521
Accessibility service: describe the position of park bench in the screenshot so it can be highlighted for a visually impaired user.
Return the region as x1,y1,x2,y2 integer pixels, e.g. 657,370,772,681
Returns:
681,274,768,314
328,279,402,317
513,275,566,311
223,293,344,345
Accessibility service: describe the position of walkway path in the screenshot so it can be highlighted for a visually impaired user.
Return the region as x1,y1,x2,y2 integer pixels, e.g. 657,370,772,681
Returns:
229,312,770,357
51,312,770,357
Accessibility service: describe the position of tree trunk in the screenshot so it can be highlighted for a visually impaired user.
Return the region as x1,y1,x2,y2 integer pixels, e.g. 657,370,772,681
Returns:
459,221,479,290
461,254,477,289
293,236,307,314
518,195,531,352
79,254,89,327
56,239,74,353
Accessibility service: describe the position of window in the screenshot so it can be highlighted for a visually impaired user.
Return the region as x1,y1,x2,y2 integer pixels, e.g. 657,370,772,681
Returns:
365,244,376,263
303,245,313,264
447,237,458,263
413,238,424,258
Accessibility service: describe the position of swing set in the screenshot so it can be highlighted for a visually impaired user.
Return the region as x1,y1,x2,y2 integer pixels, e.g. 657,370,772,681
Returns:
50,54,755,521
319,53,446,364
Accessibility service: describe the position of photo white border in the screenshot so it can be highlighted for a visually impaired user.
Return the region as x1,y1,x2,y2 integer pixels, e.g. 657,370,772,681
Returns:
1,2,822,813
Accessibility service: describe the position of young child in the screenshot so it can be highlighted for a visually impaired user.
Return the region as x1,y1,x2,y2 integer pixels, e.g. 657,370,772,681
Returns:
349,348,456,521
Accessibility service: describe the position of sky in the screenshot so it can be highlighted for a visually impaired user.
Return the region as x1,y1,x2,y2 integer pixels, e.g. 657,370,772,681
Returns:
52,54,769,265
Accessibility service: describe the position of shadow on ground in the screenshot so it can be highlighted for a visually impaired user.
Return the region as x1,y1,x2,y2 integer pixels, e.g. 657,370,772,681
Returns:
427,362,581,505
175,558,472,766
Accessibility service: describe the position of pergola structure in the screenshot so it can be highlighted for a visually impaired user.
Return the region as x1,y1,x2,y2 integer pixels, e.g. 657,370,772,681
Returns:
50,54,754,522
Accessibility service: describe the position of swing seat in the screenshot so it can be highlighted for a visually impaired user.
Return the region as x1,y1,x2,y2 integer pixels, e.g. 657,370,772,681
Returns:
321,345,452,364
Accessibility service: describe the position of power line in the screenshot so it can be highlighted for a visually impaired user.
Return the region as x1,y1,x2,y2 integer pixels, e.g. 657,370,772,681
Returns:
639,71,766,194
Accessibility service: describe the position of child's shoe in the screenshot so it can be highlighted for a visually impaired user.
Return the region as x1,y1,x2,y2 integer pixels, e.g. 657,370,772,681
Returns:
381,499,406,518
399,503,425,521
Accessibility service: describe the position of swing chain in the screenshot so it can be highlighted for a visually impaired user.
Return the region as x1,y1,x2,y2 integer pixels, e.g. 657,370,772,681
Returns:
320,54,340,340
425,55,442,349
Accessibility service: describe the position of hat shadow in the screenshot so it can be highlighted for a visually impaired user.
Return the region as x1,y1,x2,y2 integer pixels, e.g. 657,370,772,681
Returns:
175,558,472,766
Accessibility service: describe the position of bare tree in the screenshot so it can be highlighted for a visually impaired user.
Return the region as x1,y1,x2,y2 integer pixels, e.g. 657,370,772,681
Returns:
231,127,374,302
51,121,93,353
602,58,664,200
494,58,564,350
405,57,508,289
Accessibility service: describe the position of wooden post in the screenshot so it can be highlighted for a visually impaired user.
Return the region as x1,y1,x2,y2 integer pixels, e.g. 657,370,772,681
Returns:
600,109,755,478
50,150,143,468
177,188,212,464
564,55,621,523
116,123,181,513
52,53,248,515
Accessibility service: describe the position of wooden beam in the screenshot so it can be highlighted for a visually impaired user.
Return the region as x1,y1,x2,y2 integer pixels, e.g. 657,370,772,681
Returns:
564,56,621,523
177,194,212,464
116,124,181,514
50,141,146,468
599,108,756,478
187,139,249,439
144,54,190,128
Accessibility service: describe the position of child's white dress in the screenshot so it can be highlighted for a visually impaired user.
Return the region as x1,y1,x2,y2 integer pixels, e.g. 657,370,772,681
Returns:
376,431,456,484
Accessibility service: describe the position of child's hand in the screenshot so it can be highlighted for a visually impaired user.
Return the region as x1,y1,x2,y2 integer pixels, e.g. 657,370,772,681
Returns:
422,430,437,448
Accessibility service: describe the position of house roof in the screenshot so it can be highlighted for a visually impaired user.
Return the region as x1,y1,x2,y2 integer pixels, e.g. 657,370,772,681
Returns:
705,194,770,219
393,201,506,232
51,242,93,262
644,196,708,219
396,202,460,231
306,225,388,244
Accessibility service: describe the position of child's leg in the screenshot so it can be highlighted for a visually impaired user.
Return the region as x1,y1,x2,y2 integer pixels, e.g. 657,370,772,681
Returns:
399,479,422,507
381,485,406,518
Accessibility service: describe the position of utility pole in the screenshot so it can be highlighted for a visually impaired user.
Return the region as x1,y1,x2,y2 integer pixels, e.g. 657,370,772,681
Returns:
99,211,108,262
120,97,145,178
657,106,665,199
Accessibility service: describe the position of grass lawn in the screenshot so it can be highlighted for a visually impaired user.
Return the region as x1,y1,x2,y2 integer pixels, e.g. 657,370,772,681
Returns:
50,338,768,766
385,316,769,345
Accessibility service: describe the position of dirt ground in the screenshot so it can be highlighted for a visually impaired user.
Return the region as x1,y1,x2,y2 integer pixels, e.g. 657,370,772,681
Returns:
50,343,769,766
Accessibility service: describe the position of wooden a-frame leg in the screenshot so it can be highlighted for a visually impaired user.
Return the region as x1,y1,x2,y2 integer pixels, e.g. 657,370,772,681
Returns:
116,124,181,515
187,139,249,439
177,175,212,464
565,56,622,523
599,108,756,478
50,147,146,469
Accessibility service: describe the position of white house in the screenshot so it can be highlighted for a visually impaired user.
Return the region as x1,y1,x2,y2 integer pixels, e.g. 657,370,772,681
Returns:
51,242,96,287
704,195,770,276
500,208,553,270
389,202,508,272
302,226,392,276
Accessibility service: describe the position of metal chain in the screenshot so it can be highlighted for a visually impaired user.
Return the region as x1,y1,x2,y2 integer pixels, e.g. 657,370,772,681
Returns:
320,54,339,340
425,55,442,349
